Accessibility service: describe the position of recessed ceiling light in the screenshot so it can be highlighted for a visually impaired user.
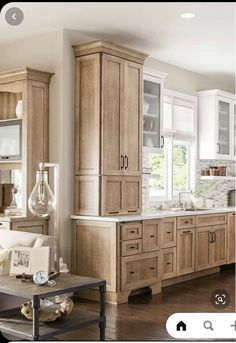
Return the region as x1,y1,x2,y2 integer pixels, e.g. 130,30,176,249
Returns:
180,12,196,19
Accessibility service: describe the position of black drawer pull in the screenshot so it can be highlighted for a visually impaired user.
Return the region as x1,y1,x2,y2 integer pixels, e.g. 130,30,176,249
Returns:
0,223,2,226
130,230,135,233
233,213,236,216
130,271,135,274
166,231,171,234
150,235,155,238
185,221,190,224
128,210,137,213
109,211,119,214
150,267,155,270
130,246,136,249
167,262,171,265
182,230,191,234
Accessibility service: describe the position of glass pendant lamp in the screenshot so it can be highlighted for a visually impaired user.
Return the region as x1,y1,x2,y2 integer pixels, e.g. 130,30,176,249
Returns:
28,166,55,217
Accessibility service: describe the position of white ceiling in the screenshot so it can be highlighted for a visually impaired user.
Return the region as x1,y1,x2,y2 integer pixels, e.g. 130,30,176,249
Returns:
0,2,235,82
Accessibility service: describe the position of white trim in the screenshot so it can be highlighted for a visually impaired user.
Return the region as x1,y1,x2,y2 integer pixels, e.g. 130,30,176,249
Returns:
143,67,167,80
164,89,197,103
198,89,235,100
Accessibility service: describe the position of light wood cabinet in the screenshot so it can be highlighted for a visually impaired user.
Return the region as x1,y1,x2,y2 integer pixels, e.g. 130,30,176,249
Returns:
196,213,226,227
162,217,176,248
177,216,195,230
196,224,226,271
120,222,142,241
176,228,195,276
73,41,147,216
121,251,161,291
143,219,162,252
101,176,142,215
162,247,176,280
227,212,236,263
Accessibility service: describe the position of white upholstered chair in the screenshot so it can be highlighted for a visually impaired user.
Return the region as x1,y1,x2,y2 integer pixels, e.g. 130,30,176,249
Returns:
0,229,54,311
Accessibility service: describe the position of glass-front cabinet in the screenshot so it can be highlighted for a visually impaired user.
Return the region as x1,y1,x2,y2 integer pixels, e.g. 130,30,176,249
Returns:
198,89,235,160
143,71,165,151
217,96,231,157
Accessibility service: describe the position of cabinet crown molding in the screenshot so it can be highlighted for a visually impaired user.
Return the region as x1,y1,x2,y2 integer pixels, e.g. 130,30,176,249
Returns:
0,67,54,84
73,40,148,64
198,89,235,100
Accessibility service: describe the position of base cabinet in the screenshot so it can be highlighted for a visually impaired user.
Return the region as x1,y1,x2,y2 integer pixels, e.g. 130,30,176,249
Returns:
176,229,195,276
0,219,48,234
162,247,176,280
196,225,226,271
121,251,161,291
227,213,235,263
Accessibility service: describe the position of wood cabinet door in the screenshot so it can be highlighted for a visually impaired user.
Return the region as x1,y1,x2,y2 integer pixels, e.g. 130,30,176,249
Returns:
162,217,176,248
227,213,236,263
143,219,162,252
101,176,123,215
162,247,176,280
212,225,226,267
121,251,161,291
196,227,211,271
75,54,100,175
176,229,195,276
101,54,125,175
123,61,142,176
122,177,142,214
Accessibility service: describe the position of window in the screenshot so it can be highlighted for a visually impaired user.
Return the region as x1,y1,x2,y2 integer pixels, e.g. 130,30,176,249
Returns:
144,90,196,205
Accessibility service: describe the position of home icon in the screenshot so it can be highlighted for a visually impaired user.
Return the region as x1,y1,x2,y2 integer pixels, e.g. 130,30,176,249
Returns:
176,321,187,331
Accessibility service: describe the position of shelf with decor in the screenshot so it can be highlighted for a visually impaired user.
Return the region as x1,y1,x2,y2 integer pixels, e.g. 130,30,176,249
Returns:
0,67,53,232
200,176,236,181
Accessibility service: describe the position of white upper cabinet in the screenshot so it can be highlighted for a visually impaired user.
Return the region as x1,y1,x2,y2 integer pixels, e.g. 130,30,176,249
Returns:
198,89,235,160
143,68,166,151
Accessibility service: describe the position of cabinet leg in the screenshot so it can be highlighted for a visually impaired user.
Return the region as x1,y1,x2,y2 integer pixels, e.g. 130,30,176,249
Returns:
99,283,106,341
150,282,161,295
32,296,40,341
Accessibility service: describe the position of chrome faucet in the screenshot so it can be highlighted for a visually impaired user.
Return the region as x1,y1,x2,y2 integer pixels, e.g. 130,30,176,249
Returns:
178,191,192,209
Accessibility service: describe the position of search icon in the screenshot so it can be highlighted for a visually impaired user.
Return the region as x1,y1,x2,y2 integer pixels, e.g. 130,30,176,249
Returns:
203,320,214,331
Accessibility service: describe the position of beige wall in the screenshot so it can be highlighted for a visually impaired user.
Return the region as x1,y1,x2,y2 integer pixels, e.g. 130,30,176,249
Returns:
145,57,235,95
0,29,234,266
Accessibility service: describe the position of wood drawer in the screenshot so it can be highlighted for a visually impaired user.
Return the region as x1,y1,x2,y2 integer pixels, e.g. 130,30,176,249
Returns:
121,251,161,291
121,239,142,257
177,216,195,229
196,213,227,227
143,219,162,252
162,247,176,280
162,217,176,248
120,222,142,241
0,221,11,230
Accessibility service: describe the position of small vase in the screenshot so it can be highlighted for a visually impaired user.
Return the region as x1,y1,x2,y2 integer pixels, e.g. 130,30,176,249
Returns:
15,100,23,119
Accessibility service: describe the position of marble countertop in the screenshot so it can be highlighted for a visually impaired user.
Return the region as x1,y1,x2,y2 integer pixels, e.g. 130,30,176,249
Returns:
71,207,236,222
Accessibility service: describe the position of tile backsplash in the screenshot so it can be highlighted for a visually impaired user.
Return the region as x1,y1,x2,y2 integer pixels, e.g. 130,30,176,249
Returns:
196,159,236,207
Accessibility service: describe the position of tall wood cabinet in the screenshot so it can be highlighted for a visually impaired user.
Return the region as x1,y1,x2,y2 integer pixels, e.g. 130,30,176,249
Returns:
73,41,147,216
0,68,52,232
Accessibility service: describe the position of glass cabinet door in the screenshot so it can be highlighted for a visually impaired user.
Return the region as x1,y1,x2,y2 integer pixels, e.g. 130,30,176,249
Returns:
218,98,230,156
143,75,162,149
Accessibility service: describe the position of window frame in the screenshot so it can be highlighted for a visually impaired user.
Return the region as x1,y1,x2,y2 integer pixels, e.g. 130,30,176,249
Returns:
143,89,197,204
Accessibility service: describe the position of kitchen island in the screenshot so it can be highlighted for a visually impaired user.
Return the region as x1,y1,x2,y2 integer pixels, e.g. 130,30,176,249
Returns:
71,208,235,304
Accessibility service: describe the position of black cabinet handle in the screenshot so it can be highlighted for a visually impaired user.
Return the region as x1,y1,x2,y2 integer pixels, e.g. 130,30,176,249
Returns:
109,211,119,214
125,155,128,169
130,246,136,249
150,235,155,238
185,221,190,224
120,155,124,169
166,262,171,265
161,135,165,148
182,230,191,234
128,210,137,213
130,271,135,274
232,213,235,216
209,231,213,243
213,231,216,243
166,231,171,234
150,267,155,270
130,230,135,233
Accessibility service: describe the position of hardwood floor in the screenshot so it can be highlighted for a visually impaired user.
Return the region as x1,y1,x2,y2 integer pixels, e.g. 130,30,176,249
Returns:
57,266,235,341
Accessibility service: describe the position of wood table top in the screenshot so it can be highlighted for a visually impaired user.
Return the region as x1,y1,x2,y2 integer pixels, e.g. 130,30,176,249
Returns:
0,273,105,299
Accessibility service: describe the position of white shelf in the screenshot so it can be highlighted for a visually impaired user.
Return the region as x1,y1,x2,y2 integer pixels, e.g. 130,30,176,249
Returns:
143,130,157,135
144,113,159,118
200,175,236,181
144,93,158,99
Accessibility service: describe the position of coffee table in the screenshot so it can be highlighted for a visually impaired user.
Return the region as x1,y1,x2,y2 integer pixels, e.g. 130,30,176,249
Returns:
0,273,106,341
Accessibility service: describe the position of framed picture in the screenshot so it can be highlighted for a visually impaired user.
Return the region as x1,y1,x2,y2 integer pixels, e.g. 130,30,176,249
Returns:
10,246,50,276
